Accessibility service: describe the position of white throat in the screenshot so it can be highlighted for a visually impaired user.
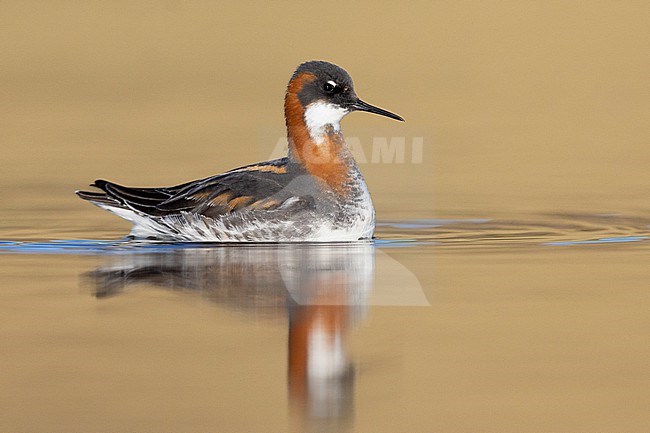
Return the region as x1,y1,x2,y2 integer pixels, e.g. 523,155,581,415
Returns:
304,101,349,144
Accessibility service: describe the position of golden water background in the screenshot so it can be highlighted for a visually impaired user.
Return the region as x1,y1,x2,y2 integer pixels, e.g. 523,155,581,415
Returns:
1,2,649,432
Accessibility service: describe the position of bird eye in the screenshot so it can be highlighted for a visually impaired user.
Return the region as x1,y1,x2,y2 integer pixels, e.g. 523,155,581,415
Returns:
323,80,337,93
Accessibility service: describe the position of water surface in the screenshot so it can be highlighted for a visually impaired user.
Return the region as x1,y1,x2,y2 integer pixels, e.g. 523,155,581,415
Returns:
2,2,650,431
2,212,649,433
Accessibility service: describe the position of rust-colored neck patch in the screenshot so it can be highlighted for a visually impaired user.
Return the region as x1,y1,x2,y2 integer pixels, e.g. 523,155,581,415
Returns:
284,73,354,195
285,72,314,160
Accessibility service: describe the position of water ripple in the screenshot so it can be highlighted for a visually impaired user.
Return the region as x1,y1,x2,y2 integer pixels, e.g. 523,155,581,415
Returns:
0,213,647,254
545,236,648,246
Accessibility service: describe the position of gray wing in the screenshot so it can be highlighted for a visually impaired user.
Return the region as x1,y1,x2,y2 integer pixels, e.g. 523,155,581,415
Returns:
76,158,313,217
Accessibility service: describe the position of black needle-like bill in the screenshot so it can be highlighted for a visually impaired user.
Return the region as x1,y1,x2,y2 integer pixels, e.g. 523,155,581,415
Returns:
349,99,404,122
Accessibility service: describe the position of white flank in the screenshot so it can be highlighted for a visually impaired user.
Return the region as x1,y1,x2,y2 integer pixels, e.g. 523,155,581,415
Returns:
95,200,374,243
303,101,349,144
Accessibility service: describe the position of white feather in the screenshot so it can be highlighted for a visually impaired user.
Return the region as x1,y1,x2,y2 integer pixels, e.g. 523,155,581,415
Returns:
303,101,349,144
95,194,374,243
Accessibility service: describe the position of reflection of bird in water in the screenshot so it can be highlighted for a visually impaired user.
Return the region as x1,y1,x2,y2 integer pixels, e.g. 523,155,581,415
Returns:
85,244,374,430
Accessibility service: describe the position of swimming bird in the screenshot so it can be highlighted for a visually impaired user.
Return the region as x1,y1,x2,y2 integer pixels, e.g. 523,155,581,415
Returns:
76,61,403,242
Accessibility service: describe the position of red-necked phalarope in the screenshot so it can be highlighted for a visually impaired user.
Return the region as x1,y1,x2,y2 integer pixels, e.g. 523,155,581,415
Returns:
76,61,404,242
